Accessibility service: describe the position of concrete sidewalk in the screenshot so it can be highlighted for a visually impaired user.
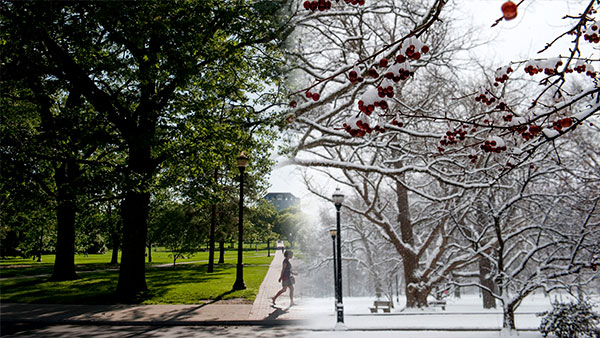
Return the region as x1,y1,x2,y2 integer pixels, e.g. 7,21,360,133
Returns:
1,250,303,327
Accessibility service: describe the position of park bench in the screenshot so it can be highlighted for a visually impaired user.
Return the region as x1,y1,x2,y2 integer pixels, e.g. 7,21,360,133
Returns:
369,300,392,313
429,299,446,310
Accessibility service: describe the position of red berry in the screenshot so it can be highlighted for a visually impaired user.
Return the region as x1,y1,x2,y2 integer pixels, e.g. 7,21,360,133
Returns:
501,1,517,20
379,58,388,67
312,93,320,101
303,1,311,9
305,91,312,98
289,100,297,108
421,45,429,54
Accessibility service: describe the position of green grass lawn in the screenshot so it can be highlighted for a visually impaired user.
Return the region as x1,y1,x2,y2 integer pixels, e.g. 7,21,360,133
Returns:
0,250,274,305
0,247,278,278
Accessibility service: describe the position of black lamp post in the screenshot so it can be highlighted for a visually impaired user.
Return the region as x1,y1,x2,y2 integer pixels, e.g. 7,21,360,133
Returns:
332,188,345,324
329,228,338,308
232,152,249,290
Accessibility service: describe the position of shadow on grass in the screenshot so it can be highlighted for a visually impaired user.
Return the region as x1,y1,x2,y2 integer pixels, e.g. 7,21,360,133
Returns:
1,262,266,305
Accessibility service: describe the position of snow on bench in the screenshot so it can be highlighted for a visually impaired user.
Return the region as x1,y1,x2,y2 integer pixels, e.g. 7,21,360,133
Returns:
429,299,446,310
369,300,392,313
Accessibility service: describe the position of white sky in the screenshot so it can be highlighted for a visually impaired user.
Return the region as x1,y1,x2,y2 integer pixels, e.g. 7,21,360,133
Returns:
268,0,591,210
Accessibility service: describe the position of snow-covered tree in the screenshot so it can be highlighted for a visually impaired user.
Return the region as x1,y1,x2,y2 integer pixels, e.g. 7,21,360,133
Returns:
283,0,599,311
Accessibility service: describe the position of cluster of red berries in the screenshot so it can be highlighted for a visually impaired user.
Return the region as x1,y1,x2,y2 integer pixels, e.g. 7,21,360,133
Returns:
373,118,386,133
467,153,478,164
524,58,563,76
384,59,414,82
574,61,597,78
494,65,513,86
377,80,394,98
518,124,542,141
474,90,497,106
343,115,373,137
552,117,573,131
303,0,365,11
357,86,389,115
584,21,599,43
480,137,507,153
305,90,320,101
391,118,403,127
496,102,508,111
303,0,331,11
439,128,467,147
401,37,429,61
358,98,388,113
348,66,365,83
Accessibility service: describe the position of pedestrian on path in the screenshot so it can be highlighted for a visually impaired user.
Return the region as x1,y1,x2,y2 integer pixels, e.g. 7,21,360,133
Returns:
271,250,295,306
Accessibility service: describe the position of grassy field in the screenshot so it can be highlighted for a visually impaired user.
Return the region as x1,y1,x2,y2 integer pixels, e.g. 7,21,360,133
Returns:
0,248,274,305
0,245,278,278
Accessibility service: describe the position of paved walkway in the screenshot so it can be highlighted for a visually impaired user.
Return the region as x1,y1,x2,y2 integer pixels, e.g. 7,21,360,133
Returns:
1,250,303,327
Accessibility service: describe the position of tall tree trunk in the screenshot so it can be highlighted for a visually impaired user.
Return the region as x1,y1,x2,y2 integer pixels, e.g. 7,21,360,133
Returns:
395,178,429,308
404,254,429,308
502,302,517,332
208,167,219,273
110,210,120,264
218,240,225,264
208,201,217,273
147,243,152,263
479,255,497,309
51,160,79,281
116,141,154,299
116,188,150,298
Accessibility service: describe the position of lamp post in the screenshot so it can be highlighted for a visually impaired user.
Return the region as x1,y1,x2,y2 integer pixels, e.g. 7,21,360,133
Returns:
232,152,249,290
329,228,338,309
332,188,345,324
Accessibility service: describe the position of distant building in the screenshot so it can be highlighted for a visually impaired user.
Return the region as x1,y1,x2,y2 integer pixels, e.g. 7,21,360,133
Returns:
265,192,300,212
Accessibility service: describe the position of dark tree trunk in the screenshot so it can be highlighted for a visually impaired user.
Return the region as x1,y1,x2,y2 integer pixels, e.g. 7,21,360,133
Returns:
479,255,496,309
37,224,43,262
404,255,429,308
208,202,217,273
267,240,270,257
502,302,516,331
51,160,79,281
110,211,121,265
116,188,150,299
395,179,429,308
110,233,120,264
147,243,152,263
218,240,225,264
115,113,158,300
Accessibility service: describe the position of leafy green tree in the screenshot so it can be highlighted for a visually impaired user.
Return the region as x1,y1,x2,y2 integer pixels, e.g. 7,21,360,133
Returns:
274,205,305,249
247,199,278,252
0,52,119,279
2,1,292,298
152,202,207,266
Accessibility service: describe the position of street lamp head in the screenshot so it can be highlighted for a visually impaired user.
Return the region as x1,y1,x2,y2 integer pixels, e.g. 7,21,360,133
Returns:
329,228,337,238
332,187,345,206
237,152,249,169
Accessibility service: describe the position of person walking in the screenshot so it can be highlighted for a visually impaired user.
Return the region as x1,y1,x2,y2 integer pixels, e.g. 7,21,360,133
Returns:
271,250,296,306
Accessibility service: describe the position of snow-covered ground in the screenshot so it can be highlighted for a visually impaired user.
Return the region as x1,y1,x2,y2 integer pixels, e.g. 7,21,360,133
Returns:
286,293,599,337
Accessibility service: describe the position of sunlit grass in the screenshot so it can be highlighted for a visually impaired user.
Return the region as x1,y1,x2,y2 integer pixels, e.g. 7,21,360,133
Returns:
0,252,273,305
0,247,278,278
